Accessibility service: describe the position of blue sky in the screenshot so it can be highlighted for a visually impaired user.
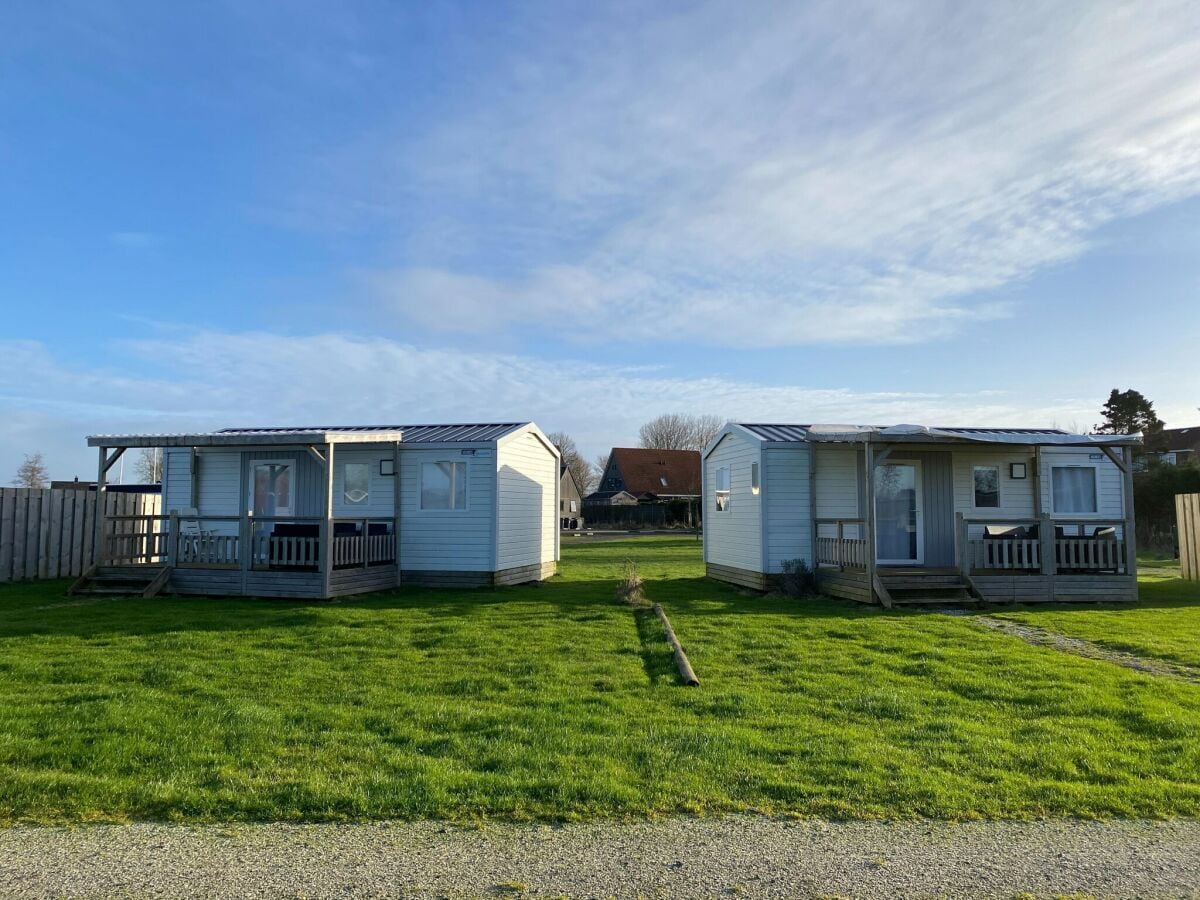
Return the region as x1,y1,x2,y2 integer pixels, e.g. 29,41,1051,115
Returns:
2,0,1199,480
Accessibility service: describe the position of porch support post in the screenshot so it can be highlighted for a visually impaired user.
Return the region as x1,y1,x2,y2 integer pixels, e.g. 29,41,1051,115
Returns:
93,446,108,568
808,444,817,569
1122,445,1137,579
189,448,199,509
956,512,969,578
393,441,402,587
864,439,879,604
168,510,180,567
322,442,335,598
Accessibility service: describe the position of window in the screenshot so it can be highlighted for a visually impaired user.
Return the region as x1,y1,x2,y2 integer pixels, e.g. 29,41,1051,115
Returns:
343,463,370,505
660,476,669,488
973,466,1000,508
569,499,577,513
1052,466,1097,513
421,461,468,510
250,462,292,517
751,462,760,495
714,466,730,511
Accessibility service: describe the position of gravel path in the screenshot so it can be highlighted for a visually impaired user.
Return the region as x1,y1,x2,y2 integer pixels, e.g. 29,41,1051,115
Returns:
965,614,1200,683
2,817,1199,898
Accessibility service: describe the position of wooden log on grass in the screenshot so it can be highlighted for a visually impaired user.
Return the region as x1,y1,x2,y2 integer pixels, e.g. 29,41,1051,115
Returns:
653,603,699,687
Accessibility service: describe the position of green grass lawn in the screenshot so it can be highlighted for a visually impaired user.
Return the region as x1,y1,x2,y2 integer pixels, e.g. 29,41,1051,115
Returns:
1,537,1199,825
990,557,1200,668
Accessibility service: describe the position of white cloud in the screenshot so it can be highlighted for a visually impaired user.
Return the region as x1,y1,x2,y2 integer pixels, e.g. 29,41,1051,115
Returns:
320,1,1200,346
0,330,1173,481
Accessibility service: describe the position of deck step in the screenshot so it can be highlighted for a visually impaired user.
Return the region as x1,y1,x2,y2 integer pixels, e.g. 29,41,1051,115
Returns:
881,575,967,588
71,566,171,598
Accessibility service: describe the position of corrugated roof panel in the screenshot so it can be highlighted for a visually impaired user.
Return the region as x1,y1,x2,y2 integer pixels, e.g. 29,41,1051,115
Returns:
738,424,811,442
216,423,527,442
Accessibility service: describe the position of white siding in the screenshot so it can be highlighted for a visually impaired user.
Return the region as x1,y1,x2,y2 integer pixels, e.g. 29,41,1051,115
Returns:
813,446,862,539
496,430,559,569
399,447,495,571
196,450,241,516
703,432,763,572
162,448,191,513
952,449,1036,518
1040,448,1126,527
764,445,812,573
952,449,1036,539
331,449,395,518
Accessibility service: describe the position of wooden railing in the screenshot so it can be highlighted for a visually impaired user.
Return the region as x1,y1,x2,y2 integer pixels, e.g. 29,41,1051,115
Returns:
957,514,1129,575
173,514,243,568
331,518,397,569
814,518,868,569
101,514,169,565
104,514,397,572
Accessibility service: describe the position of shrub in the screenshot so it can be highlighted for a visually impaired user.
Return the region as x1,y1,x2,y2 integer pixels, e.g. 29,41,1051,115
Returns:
779,558,817,598
615,559,648,606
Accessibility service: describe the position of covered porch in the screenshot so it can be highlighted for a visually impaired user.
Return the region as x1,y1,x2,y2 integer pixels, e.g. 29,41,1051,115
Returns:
79,430,403,599
811,428,1139,606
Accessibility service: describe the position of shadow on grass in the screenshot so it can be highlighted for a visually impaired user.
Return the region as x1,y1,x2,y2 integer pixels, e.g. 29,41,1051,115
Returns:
7,565,1195,641
631,606,682,687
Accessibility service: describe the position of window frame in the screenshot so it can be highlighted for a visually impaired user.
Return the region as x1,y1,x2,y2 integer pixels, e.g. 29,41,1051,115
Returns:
1050,464,1100,515
714,465,730,512
246,457,296,518
972,464,1001,509
419,460,470,512
342,462,371,506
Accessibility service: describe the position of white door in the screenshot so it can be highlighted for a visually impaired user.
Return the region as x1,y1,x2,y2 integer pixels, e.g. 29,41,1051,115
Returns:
874,461,924,565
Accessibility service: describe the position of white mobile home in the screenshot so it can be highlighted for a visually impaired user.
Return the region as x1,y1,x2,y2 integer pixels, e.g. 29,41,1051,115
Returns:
703,424,1140,604
79,423,560,599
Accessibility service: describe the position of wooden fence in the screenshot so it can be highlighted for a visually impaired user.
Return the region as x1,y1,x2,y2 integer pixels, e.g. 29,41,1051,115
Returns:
0,488,161,583
1179,492,1200,581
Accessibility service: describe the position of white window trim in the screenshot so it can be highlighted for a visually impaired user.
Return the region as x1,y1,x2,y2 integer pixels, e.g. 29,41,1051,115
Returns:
972,464,1001,510
714,465,731,512
418,460,471,513
1049,463,1101,517
750,462,760,495
246,457,297,517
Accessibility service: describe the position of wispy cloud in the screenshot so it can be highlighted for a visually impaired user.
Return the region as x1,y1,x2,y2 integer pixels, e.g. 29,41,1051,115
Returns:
310,1,1200,346
0,329,1159,478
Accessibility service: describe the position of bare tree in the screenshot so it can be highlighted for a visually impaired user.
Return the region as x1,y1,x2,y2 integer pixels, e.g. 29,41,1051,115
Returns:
133,447,163,483
638,413,723,451
13,452,49,489
546,430,597,494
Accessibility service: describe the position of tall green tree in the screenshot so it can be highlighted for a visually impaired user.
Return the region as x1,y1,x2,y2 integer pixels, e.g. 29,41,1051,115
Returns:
1094,388,1164,437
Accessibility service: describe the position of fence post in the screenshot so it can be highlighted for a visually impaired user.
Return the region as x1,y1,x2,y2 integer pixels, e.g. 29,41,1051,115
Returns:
362,517,369,569
1039,513,1056,576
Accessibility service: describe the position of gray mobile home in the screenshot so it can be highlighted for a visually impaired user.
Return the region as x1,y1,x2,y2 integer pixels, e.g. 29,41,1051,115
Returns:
702,423,1140,604
79,423,560,599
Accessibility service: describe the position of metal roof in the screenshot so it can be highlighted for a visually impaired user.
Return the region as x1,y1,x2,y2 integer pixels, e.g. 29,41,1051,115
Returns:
731,423,1139,447
217,423,527,443
87,423,529,448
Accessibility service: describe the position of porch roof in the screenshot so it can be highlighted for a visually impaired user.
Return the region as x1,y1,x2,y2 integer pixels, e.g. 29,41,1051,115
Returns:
87,422,528,448
734,423,1141,447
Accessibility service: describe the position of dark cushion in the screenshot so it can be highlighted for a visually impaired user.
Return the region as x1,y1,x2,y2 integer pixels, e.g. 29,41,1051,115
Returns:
272,523,319,538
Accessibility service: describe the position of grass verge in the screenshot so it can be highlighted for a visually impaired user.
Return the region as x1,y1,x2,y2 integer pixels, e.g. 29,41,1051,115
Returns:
0,538,1198,824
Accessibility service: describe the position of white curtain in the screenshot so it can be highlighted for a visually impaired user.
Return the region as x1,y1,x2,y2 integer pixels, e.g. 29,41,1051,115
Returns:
1052,467,1096,513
